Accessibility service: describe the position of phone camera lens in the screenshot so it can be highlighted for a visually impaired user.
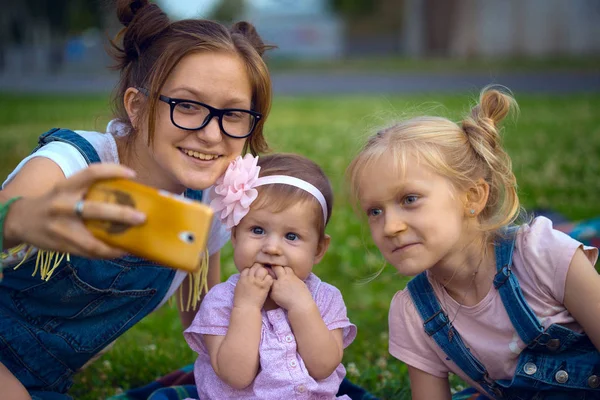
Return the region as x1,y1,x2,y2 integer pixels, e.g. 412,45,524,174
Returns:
179,231,196,244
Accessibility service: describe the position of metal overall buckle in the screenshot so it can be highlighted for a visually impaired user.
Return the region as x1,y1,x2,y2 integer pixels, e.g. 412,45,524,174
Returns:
483,373,503,398
531,330,560,351
494,264,512,288
423,309,449,336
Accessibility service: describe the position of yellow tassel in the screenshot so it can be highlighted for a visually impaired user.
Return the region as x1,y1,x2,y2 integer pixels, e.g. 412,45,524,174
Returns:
41,251,52,279
11,245,34,270
45,252,66,281
5,244,209,298
1,243,28,261
11,249,70,281
31,250,41,277
177,249,210,312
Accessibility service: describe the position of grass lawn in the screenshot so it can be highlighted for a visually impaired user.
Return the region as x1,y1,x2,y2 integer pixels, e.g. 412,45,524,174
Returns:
0,91,598,399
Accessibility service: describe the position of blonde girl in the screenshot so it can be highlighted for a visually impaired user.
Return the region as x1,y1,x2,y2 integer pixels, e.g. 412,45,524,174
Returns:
347,88,599,399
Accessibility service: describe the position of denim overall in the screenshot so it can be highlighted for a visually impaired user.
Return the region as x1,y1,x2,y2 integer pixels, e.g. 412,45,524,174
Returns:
0,129,203,399
407,227,600,399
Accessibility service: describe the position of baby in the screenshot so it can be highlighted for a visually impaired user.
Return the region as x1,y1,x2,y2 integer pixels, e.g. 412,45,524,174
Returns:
184,153,356,399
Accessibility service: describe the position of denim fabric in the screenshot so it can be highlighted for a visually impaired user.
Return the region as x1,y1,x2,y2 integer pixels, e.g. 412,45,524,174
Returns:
407,227,600,399
0,129,202,397
32,128,102,164
30,390,73,400
0,254,175,394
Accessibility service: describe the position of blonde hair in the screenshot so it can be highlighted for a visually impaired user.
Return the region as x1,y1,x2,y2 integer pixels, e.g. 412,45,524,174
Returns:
347,86,520,238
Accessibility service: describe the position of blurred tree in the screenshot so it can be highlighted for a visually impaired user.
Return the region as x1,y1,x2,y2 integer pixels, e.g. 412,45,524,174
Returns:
327,0,404,55
5,0,107,73
22,0,105,34
67,0,105,33
328,0,375,18
26,0,70,73
423,0,458,56
208,0,246,24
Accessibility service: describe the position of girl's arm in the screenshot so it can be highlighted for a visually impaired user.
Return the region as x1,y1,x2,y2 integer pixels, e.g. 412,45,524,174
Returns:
269,266,344,380
287,304,344,380
179,252,221,329
202,265,272,389
563,248,600,350
1,158,142,257
407,366,452,400
0,361,30,400
202,304,263,389
1,158,66,248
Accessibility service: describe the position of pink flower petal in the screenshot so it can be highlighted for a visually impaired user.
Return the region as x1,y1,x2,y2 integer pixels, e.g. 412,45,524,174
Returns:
209,155,262,230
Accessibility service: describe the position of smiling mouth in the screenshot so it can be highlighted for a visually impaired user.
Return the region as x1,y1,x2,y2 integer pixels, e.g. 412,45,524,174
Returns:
393,243,418,253
179,148,221,161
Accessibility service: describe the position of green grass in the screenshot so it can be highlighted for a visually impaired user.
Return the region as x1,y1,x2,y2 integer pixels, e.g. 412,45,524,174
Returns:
0,92,599,399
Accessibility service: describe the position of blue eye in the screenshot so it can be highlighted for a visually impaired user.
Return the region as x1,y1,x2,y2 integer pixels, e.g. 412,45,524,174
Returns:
403,195,419,205
285,233,298,241
367,208,382,217
251,226,264,235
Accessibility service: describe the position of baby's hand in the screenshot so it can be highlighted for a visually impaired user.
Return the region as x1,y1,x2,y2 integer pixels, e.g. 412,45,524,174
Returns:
270,266,313,312
233,263,273,310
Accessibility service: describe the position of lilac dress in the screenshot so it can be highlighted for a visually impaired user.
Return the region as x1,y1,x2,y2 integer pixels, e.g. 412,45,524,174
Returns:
184,273,357,399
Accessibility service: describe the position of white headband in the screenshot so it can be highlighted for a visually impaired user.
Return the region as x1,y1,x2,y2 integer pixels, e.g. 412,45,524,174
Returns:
210,155,328,230
255,175,328,223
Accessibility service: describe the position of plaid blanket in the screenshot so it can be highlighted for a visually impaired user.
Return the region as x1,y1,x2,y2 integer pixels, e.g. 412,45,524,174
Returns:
106,367,377,400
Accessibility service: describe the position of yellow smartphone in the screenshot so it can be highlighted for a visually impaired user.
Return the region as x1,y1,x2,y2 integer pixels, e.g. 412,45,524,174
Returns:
84,179,213,272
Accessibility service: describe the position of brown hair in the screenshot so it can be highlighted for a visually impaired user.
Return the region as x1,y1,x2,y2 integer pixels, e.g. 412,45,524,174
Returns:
109,0,273,155
348,86,520,238
252,154,334,239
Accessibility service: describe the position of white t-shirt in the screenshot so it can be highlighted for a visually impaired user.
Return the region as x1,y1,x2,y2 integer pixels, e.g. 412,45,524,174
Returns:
2,125,230,309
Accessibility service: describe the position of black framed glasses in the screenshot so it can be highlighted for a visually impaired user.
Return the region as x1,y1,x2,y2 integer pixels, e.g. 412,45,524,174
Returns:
138,88,262,139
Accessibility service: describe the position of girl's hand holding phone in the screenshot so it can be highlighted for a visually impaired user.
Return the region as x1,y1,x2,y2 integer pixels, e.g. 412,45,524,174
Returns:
84,178,213,272
3,164,143,259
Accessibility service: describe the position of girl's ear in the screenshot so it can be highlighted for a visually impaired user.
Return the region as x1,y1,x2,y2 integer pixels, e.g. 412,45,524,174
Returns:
123,87,144,129
465,178,490,217
313,234,331,265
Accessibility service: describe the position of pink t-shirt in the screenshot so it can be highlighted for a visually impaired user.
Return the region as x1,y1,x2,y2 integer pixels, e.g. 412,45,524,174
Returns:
184,273,357,400
389,217,598,393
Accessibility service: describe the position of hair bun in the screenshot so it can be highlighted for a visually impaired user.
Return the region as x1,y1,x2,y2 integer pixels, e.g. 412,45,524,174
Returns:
230,21,275,56
110,0,169,70
473,86,516,127
116,0,150,28
462,86,517,152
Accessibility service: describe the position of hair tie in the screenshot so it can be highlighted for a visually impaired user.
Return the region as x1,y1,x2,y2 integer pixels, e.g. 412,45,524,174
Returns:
210,155,328,230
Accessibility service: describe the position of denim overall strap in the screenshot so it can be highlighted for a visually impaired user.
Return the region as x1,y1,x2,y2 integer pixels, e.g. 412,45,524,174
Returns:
407,274,499,396
33,128,101,164
184,189,203,201
38,128,204,203
493,227,549,348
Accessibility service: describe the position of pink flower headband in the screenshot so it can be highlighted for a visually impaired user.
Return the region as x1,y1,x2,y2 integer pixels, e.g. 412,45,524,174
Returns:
210,154,328,230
